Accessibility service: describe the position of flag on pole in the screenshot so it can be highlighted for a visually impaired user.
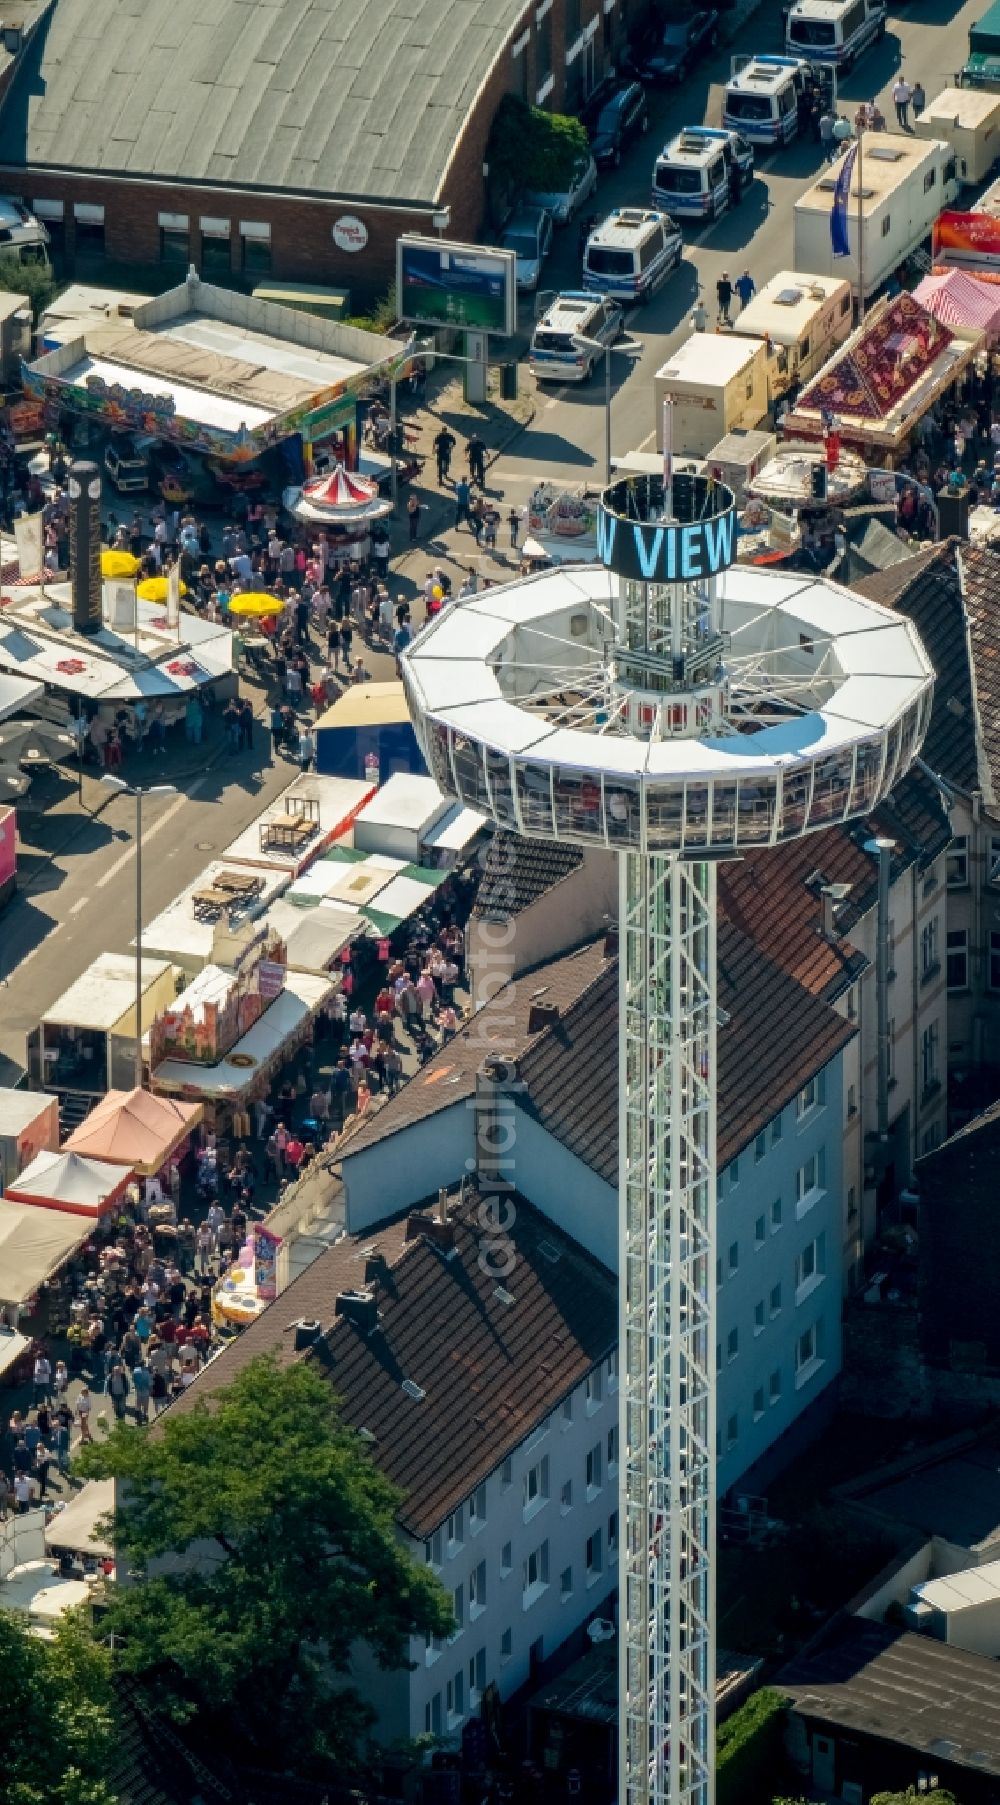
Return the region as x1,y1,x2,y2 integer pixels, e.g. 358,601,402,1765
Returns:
166,558,181,632
830,144,858,259
12,510,43,581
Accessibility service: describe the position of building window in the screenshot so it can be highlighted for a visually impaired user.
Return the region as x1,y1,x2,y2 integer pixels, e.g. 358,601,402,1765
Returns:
728,1239,739,1275
469,1482,487,1532
921,1022,939,1094
425,1691,442,1734
607,1348,619,1390
989,835,1000,886
847,1083,857,1118
500,1627,512,1662
73,202,105,259
769,1368,781,1403
990,930,1000,991
771,1196,782,1232
727,1327,739,1363
561,1480,573,1513
501,1458,513,1489
608,1511,618,1556
730,1156,740,1187
753,1386,765,1422
239,220,271,274
754,1299,765,1335
469,1560,487,1619
586,1444,603,1496
158,211,189,266
607,1424,618,1473
847,1186,858,1221
560,1565,573,1601
501,1541,512,1578
446,1667,464,1725
947,835,969,887
523,1456,549,1517
585,1370,602,1413
795,1321,823,1384
755,1131,766,1162
716,1257,723,1290
796,1075,822,1118
726,1412,738,1450
795,1150,825,1214
451,1583,464,1636
921,918,940,980
947,928,969,991
523,1540,549,1604
536,6,553,93
586,1529,603,1582
770,1282,782,1318
425,1529,443,1569
199,215,231,279
846,984,857,1021
469,1646,486,1705
795,1232,825,1301
755,1214,766,1248
445,1508,463,1553
771,1112,783,1144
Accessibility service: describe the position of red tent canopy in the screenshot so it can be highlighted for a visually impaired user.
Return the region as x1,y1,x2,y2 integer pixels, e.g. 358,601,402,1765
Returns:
302,464,379,507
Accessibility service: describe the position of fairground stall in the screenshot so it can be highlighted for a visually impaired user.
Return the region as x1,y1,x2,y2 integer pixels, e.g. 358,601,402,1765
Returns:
63,1087,203,1184
314,682,426,783
219,772,374,878
0,1090,59,1195
23,274,415,491
26,952,178,1116
781,293,984,467
5,1149,133,1219
0,1196,94,1369
281,461,393,568
913,268,1000,343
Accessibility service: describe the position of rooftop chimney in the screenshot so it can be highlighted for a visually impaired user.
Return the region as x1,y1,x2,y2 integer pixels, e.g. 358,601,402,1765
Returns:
527,1002,560,1034
67,461,102,635
819,882,852,943
293,1318,322,1351
334,1290,378,1334
405,1211,455,1253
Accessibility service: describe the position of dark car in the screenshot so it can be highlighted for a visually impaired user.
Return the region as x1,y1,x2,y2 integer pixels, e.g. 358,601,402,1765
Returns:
633,9,720,82
588,79,649,167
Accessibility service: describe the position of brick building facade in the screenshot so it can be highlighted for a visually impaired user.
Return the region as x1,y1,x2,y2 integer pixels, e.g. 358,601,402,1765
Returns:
0,0,646,299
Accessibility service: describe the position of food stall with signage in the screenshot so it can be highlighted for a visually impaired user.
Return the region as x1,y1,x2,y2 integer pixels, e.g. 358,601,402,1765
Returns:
520,483,600,568
26,953,178,1111
63,1087,202,1182
22,274,415,484
0,1091,59,1196
780,292,983,464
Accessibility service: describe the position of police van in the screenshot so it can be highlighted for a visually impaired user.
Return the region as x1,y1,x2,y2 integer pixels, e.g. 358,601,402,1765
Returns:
652,126,755,219
786,0,885,69
722,54,814,145
528,291,624,382
582,207,683,302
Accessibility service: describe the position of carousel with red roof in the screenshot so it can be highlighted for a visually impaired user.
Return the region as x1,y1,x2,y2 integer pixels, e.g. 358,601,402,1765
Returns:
282,463,393,567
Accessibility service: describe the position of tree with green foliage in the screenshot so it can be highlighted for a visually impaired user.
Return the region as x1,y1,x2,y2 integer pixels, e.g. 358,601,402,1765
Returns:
0,252,57,321
718,1688,787,1805
77,1355,454,1779
487,95,590,215
0,1607,116,1805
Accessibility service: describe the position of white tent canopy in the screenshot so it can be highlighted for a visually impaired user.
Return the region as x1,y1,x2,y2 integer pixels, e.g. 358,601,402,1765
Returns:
6,1149,132,1217
0,1198,90,1304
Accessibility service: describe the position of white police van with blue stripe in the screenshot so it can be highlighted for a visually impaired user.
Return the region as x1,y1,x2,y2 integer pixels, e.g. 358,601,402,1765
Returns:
582,207,682,303
528,292,624,383
786,0,885,69
722,54,813,145
652,127,754,220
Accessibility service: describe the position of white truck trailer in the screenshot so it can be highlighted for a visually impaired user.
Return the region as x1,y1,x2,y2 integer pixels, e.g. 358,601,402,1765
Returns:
793,133,959,299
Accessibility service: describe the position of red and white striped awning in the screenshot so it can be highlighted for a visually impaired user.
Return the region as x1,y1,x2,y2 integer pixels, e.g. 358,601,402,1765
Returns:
303,463,379,508
913,268,1000,338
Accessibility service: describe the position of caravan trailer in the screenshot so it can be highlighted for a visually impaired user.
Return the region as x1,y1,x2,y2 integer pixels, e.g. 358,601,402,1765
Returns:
793,135,959,298
732,271,854,397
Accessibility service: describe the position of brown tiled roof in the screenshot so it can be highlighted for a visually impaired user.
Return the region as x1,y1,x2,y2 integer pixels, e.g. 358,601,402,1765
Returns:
168,1195,615,1539
472,831,584,920
337,937,611,1156
854,540,990,802
959,544,1000,813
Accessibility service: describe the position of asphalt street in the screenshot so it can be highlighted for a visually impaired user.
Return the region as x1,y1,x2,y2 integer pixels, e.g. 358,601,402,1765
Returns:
496,0,986,495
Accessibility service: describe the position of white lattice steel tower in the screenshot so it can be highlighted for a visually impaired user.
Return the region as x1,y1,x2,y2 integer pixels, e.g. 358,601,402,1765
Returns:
401,471,932,1805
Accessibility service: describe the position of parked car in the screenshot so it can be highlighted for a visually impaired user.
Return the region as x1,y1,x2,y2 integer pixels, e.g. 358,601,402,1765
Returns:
524,152,598,224
587,80,649,167
632,9,720,82
501,205,554,291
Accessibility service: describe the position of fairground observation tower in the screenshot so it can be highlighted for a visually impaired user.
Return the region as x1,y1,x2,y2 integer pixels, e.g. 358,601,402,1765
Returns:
401,469,933,1805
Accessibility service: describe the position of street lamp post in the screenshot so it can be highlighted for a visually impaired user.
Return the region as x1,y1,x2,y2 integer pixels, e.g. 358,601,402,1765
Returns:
102,776,177,1089
571,331,643,485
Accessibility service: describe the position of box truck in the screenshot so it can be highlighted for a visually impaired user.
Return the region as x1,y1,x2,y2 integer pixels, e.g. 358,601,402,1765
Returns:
793,134,959,299
654,333,770,456
915,86,1000,184
732,270,854,397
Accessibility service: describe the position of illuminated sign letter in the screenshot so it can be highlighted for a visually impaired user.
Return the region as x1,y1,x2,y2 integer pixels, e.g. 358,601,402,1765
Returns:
596,507,617,565
704,510,735,573
680,524,702,580
634,524,664,582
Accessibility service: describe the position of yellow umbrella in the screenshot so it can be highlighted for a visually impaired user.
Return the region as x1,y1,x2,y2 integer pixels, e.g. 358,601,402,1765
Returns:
137,576,188,602
101,550,140,578
226,592,285,618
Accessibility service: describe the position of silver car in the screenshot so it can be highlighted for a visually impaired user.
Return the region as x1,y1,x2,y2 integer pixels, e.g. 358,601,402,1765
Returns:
501,205,555,291
525,153,599,225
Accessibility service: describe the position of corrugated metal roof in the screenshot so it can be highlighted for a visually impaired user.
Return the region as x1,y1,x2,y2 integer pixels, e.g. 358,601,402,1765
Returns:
0,0,528,202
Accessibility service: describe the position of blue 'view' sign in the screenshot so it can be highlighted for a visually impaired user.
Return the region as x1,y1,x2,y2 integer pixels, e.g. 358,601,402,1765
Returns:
596,502,737,583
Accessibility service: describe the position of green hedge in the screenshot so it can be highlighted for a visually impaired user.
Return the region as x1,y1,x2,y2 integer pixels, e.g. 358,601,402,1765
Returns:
718,1688,788,1805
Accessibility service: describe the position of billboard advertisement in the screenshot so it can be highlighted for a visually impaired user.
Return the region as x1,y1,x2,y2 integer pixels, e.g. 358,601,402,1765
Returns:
932,210,1000,275
396,236,516,336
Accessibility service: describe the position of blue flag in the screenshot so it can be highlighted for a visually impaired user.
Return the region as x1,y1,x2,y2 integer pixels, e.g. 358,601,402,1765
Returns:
830,142,858,259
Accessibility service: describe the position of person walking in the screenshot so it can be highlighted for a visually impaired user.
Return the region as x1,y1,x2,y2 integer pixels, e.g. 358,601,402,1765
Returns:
454,475,473,530
735,269,755,313
507,505,522,550
185,693,203,745
238,697,254,752
892,75,912,129
32,1352,51,1407
716,272,733,325
75,1386,94,1445
132,1361,152,1423
819,108,836,159
691,298,708,332
466,433,487,488
911,80,926,119
433,426,456,484
407,493,422,543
